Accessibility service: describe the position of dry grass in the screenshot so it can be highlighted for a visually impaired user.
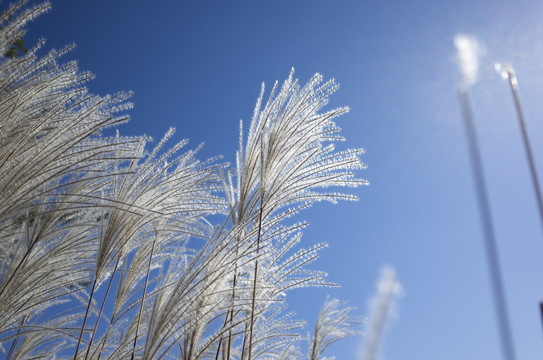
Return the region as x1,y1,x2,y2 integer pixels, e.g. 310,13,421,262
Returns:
0,2,365,359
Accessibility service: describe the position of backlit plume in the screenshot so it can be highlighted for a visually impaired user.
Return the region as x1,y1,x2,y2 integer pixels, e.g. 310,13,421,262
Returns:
454,34,481,89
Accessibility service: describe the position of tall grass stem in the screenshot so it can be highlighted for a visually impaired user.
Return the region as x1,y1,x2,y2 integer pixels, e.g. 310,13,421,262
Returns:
501,64,543,235
458,89,516,360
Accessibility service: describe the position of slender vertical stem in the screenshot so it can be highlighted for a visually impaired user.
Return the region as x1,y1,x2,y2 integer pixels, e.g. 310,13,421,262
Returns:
248,262,259,360
240,322,249,360
131,238,157,360
540,301,543,334
215,271,237,360
214,309,230,360
226,274,236,360
458,89,516,360
500,63,543,337
247,200,264,360
84,257,120,360
97,260,129,360
213,278,237,360
96,335,107,360
503,64,543,234
6,332,19,360
221,232,240,360
74,276,98,360
6,315,27,360
247,125,268,360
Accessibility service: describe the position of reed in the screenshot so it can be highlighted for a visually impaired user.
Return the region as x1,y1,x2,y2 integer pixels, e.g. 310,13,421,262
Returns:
0,2,366,359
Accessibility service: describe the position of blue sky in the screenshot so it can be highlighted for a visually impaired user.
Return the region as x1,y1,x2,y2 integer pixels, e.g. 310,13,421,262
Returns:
24,0,543,358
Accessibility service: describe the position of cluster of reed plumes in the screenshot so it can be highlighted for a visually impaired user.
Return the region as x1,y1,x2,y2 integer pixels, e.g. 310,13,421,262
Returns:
0,2,367,359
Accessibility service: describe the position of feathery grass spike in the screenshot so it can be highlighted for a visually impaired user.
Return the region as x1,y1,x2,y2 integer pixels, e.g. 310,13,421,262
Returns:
0,3,367,359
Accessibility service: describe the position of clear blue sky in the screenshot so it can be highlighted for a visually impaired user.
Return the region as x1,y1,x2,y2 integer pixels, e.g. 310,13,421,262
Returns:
24,0,543,358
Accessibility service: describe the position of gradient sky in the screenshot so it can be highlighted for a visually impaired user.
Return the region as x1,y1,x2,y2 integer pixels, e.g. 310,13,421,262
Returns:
23,0,543,359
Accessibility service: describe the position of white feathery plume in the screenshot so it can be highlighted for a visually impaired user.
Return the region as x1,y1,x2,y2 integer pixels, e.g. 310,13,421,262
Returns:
310,296,360,360
359,266,402,360
454,34,482,89
0,3,367,358
494,62,518,89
